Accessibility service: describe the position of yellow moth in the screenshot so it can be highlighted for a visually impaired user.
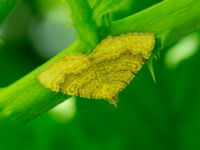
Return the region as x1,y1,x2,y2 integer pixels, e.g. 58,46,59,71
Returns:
38,33,155,106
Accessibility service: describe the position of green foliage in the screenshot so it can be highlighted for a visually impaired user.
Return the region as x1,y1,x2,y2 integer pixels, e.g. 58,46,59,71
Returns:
93,0,123,26
0,0,200,149
66,0,99,49
0,0,21,23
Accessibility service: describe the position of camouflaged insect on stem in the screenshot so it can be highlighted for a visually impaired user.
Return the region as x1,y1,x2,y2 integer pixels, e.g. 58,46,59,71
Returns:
38,33,155,106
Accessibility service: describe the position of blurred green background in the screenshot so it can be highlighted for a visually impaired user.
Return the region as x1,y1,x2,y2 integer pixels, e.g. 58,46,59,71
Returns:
1,0,200,150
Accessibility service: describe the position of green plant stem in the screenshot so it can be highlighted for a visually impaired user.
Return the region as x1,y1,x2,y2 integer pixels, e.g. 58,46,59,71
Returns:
110,0,200,49
0,0,200,125
0,40,89,125
0,0,97,125
0,0,21,23
66,0,99,51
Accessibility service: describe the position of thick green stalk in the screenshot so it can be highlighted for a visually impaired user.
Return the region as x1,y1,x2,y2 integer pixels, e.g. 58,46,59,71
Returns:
0,0,98,125
0,0,21,23
66,0,99,51
0,40,90,125
0,0,200,125
110,0,200,49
